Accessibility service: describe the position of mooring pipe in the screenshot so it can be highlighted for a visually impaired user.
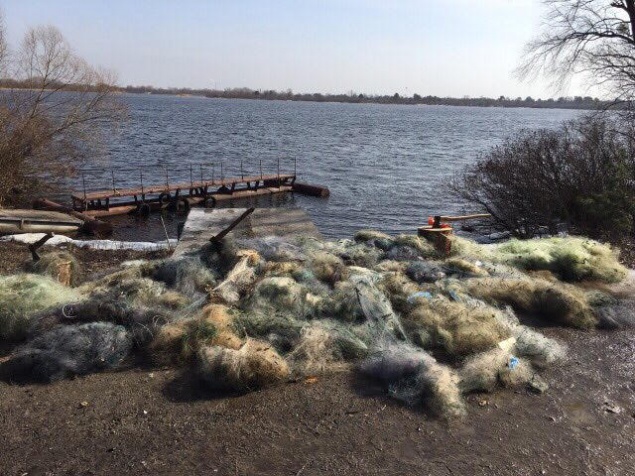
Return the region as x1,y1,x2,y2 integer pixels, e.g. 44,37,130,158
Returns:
292,182,330,198
33,198,113,236
438,213,491,222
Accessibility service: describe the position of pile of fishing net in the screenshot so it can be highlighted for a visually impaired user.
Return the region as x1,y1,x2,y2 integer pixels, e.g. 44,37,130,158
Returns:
0,229,632,419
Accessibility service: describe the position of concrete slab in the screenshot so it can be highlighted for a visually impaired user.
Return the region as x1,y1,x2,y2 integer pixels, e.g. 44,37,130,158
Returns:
173,207,322,256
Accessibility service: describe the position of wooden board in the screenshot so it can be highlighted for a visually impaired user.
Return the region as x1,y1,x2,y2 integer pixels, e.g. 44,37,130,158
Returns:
173,207,322,256
418,225,454,234
0,209,83,224
0,209,83,235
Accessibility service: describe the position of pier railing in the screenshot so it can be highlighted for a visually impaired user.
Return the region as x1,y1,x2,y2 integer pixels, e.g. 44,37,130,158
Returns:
71,158,328,217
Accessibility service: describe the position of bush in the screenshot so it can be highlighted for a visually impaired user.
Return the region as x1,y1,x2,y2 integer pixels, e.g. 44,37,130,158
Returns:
454,116,635,239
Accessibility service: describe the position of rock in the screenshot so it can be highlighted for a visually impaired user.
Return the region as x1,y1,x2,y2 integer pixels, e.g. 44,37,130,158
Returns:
602,401,623,414
405,261,446,283
385,246,421,262
528,376,549,394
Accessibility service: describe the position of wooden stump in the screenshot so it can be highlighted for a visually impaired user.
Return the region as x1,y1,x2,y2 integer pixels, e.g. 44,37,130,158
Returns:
418,226,454,256
55,260,73,287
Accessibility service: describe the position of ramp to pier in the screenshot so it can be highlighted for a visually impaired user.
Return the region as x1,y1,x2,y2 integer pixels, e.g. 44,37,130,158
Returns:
173,207,321,256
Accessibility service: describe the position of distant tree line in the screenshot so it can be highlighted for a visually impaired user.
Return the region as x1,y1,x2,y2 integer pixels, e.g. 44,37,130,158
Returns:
149,86,608,110
200,89,604,109
0,79,608,110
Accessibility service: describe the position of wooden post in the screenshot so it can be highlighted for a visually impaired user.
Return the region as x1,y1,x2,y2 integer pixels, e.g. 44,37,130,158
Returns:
56,260,73,286
28,233,54,262
418,227,454,257
210,207,255,244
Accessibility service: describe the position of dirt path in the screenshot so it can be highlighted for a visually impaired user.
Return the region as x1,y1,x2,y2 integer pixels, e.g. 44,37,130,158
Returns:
1,326,634,476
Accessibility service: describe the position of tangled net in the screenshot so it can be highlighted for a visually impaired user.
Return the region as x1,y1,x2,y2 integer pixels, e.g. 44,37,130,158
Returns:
0,230,632,419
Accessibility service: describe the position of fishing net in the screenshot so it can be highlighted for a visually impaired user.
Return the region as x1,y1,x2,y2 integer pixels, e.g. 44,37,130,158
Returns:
5,322,132,382
0,229,629,419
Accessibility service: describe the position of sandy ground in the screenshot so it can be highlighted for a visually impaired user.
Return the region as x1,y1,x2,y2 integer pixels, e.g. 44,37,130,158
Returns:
1,242,634,475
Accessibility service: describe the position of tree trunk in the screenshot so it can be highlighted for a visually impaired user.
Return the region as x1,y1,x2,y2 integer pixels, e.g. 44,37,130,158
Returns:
625,0,635,43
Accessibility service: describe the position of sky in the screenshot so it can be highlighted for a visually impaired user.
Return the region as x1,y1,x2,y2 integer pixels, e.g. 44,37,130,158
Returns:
2,0,593,98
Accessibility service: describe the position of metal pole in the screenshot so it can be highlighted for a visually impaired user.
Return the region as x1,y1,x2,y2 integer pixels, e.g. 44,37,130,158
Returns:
189,164,193,187
165,168,169,190
260,159,263,181
294,157,297,177
111,170,116,193
240,159,244,180
160,215,172,251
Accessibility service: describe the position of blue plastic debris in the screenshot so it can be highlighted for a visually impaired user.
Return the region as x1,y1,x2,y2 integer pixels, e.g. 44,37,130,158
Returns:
407,291,433,304
509,356,519,370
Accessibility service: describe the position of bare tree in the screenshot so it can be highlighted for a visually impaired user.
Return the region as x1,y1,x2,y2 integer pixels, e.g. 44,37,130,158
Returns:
0,15,125,206
519,1,635,101
455,2,635,240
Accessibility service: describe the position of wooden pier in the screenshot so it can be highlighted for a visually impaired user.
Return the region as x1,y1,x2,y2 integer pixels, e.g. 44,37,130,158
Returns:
71,172,328,217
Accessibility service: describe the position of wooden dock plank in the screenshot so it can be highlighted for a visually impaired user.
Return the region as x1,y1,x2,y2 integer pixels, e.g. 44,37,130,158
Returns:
0,209,83,235
0,209,83,224
173,207,321,256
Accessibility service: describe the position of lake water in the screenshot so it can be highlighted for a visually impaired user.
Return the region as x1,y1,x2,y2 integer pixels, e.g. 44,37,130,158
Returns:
80,95,583,241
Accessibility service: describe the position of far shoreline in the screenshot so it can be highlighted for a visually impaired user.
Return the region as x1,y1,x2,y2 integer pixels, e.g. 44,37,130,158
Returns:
122,91,601,111
0,83,605,111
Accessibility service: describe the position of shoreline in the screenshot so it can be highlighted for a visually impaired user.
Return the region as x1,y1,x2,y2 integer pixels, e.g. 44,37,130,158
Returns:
0,86,604,111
